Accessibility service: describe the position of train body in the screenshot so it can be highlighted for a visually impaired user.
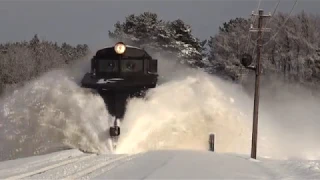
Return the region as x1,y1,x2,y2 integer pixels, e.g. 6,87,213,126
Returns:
81,42,158,137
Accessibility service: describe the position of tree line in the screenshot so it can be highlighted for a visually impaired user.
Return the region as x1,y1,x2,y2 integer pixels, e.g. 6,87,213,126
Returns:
209,11,320,87
1,10,319,95
0,35,89,94
108,11,320,87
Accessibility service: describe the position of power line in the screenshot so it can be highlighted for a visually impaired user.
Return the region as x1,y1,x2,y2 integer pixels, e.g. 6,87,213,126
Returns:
251,0,298,56
263,0,298,46
250,0,281,48
265,0,282,28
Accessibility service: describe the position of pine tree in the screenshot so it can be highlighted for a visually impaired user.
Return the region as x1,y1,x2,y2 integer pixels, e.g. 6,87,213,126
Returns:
108,12,207,68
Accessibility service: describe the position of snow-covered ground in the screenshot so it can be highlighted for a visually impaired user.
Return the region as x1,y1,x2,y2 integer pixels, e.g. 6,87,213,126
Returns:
0,149,320,179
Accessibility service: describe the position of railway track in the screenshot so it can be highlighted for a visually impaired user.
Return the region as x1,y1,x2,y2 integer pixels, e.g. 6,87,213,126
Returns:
0,149,139,180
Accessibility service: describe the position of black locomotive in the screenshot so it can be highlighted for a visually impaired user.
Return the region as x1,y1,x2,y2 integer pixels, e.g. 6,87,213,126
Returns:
81,42,158,138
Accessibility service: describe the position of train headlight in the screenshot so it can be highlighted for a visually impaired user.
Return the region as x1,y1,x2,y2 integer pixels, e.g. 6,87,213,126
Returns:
114,42,126,54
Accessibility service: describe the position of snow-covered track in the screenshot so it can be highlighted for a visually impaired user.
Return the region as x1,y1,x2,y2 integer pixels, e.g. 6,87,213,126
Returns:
0,149,138,180
4,153,95,180
62,153,139,180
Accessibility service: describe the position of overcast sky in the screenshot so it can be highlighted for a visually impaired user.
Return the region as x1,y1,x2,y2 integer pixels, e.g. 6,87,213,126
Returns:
0,0,319,50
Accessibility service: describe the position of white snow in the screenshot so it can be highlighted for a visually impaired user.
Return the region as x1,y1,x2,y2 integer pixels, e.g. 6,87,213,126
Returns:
0,149,319,179
97,78,124,84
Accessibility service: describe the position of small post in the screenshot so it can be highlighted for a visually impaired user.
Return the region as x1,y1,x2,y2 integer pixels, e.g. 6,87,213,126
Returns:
209,133,215,152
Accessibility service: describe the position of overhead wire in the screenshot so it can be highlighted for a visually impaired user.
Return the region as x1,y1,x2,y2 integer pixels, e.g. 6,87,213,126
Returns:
250,0,281,45
251,0,298,56
265,0,282,29
262,0,298,46
241,0,298,81
250,0,281,55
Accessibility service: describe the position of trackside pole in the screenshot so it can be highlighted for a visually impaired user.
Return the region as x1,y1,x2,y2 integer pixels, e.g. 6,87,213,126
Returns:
249,9,271,159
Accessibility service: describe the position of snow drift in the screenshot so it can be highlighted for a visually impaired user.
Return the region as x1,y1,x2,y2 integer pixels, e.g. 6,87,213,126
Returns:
115,56,273,156
116,55,320,160
0,58,115,161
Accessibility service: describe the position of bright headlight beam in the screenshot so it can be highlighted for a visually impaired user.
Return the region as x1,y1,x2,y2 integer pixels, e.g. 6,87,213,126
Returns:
114,42,126,54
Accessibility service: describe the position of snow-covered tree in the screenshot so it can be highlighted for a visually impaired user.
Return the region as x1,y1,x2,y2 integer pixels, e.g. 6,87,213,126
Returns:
208,11,320,85
108,12,208,68
0,35,89,94
207,17,251,81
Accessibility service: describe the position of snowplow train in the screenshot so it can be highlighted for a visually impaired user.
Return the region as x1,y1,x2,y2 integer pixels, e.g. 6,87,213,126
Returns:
81,42,158,139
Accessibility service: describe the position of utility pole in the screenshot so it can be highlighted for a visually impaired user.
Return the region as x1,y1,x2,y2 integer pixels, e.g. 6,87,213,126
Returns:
248,9,271,159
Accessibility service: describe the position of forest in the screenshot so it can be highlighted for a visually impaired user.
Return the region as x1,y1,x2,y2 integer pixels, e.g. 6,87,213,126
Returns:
1,11,319,95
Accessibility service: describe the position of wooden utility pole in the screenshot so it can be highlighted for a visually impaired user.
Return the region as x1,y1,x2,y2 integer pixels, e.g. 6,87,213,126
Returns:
249,9,271,159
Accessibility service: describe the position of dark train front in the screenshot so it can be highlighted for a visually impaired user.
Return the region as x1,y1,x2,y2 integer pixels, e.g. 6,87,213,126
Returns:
81,42,158,138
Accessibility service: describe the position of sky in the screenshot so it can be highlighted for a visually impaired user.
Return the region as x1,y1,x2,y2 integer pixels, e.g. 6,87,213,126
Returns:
0,0,319,50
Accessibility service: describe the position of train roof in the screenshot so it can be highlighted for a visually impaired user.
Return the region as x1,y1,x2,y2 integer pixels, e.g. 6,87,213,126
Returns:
95,44,152,59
